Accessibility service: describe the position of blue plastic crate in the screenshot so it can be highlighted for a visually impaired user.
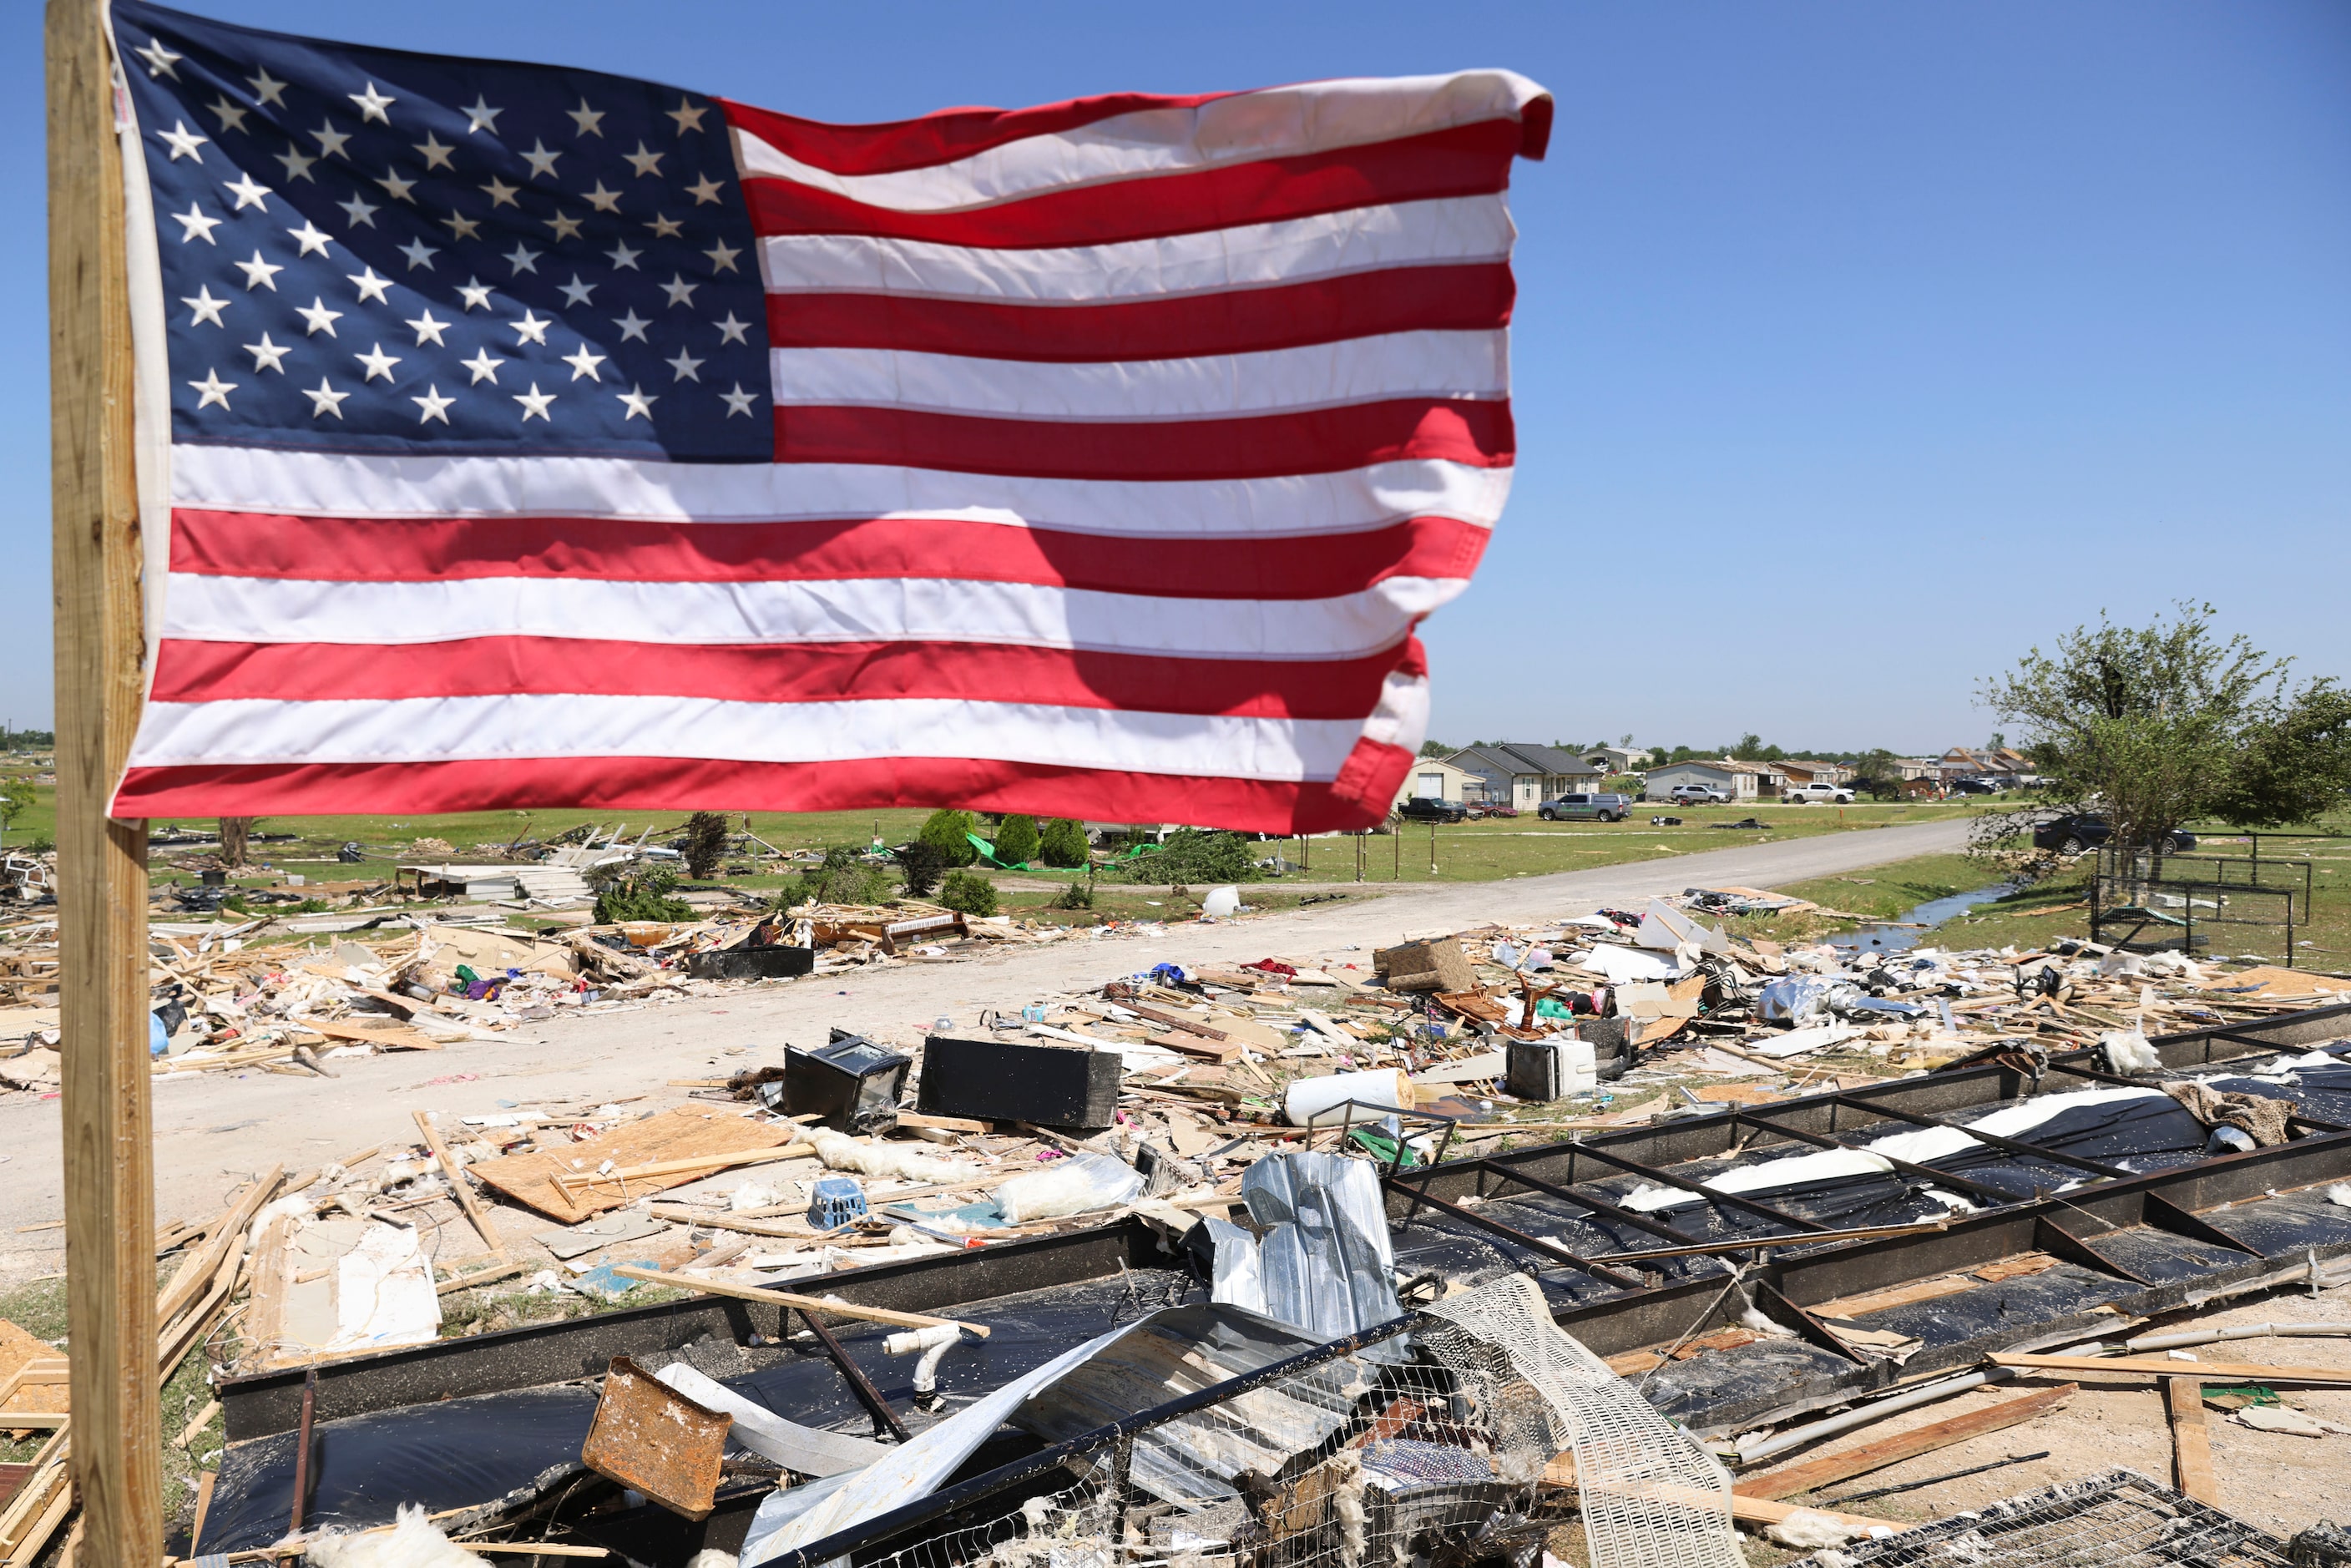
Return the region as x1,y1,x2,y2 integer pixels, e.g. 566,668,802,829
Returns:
809,1175,867,1229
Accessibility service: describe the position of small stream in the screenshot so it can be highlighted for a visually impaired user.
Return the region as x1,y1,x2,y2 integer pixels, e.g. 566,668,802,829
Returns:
1826,882,2021,959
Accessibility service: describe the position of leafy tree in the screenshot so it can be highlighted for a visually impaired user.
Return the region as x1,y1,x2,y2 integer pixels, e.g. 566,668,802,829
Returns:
1417,739,1452,757
1978,603,2351,871
1037,817,1090,868
0,778,33,847
992,813,1040,867
938,870,999,917
1850,749,1905,801
1115,827,1261,883
593,862,695,923
894,840,947,898
917,808,979,868
680,811,731,878
793,846,894,907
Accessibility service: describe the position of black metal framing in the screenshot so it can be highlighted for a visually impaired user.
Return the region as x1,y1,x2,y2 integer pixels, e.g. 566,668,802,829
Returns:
1383,1176,1645,1289
1514,1136,1830,1234
1711,1110,2018,1207
1758,1092,2138,1182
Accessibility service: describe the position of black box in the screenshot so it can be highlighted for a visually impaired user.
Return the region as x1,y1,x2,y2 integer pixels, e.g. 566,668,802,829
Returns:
687,944,816,981
1506,1039,1563,1101
917,1034,1123,1130
763,1034,910,1132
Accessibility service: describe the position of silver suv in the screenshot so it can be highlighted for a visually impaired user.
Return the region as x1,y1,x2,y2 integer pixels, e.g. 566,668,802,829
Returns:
1665,781,1732,805
1539,792,1632,822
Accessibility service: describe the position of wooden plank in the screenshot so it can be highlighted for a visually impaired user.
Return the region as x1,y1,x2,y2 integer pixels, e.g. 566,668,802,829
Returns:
414,1110,507,1260
2166,1377,2218,1504
548,1144,815,1201
1810,1273,1982,1321
470,1107,802,1223
1993,1353,2351,1384
1735,1383,2078,1500
306,1019,441,1051
154,1167,281,1328
611,1267,993,1338
894,1110,991,1135
48,0,160,1560
241,1216,298,1374
1544,1459,1902,1531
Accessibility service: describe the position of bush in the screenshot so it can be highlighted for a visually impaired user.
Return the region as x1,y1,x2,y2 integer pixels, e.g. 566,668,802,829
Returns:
1037,817,1089,868
794,846,895,908
992,813,1040,867
680,812,731,878
1054,878,1095,911
937,871,999,917
894,840,948,898
1115,827,1261,883
594,864,695,924
917,809,979,868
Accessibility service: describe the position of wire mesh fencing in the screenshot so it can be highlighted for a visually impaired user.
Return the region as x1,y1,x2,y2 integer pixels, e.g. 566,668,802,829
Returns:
1782,1468,2294,1568
776,1273,1745,1568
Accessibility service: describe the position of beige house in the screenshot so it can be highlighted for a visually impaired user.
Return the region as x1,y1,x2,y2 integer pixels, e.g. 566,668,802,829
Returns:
1395,756,1480,807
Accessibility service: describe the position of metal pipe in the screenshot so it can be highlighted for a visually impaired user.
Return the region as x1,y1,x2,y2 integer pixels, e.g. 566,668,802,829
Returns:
801,1307,911,1443
1825,1449,2049,1506
1736,1366,2017,1466
289,1366,318,1535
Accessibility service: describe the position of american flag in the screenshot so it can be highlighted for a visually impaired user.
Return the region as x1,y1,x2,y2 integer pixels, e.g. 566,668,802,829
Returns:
109,0,1547,831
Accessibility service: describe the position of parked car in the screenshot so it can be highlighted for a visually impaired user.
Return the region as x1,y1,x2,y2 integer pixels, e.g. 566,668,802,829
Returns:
1539,792,1633,822
1783,781,1856,805
1664,782,1733,806
1464,803,1517,820
1949,777,2004,796
2031,814,2197,855
1394,797,1469,824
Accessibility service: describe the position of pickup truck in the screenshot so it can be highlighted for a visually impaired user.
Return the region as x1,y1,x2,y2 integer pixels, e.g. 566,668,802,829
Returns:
1783,781,1856,804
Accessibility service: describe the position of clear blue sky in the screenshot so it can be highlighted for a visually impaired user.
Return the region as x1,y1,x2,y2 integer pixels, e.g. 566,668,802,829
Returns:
8,1,2348,757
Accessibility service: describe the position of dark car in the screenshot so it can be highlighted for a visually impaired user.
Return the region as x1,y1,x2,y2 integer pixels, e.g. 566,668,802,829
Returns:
2031,814,2197,855
1395,797,1469,824
1949,776,2004,795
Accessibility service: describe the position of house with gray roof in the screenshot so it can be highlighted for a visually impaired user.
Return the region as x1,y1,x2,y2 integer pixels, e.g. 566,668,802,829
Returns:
1443,744,1605,812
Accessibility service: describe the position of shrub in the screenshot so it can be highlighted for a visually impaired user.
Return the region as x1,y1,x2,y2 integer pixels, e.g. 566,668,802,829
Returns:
594,863,695,924
894,840,948,898
1115,827,1260,883
992,814,1040,867
1053,879,1095,911
938,871,999,917
794,846,895,908
917,809,979,868
680,812,731,878
1037,817,1089,868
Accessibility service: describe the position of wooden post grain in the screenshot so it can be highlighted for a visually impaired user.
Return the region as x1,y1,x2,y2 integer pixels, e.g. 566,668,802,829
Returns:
48,0,162,1560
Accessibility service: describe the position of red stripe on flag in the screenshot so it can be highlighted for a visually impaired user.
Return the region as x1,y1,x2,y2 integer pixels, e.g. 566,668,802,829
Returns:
113,743,1417,834
738,122,1523,247
763,264,1515,363
719,89,1232,178
148,635,1427,718
772,398,1513,480
168,510,1489,597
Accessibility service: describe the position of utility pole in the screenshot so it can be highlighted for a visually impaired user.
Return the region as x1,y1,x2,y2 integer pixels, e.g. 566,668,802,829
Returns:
49,0,164,1559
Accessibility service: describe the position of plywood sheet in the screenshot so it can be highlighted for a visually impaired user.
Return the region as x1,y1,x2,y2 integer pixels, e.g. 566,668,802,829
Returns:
470,1106,797,1222
0,1320,65,1435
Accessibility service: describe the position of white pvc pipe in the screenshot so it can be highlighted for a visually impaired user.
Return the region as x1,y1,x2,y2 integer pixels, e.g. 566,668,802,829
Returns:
2126,1323,2351,1353
1284,1067,1413,1126
1737,1367,2017,1467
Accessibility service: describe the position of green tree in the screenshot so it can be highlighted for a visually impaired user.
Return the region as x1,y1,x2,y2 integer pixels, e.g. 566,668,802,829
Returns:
917,808,978,867
592,862,695,923
992,813,1040,867
894,840,947,898
793,846,894,907
1115,827,1261,883
1979,603,2351,865
937,870,999,917
680,811,731,878
0,778,33,847
1849,749,1904,801
1417,739,1453,757
1037,817,1090,868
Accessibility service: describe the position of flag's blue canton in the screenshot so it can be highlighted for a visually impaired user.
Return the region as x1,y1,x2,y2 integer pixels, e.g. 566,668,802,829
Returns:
116,0,771,462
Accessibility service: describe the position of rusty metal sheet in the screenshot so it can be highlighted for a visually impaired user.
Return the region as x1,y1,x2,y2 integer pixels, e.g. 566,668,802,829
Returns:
581,1354,732,1520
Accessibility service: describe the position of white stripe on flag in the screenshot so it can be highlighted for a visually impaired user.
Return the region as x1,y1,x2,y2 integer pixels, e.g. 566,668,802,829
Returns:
124,692,1398,776
766,331,1507,417
755,196,1514,301
167,446,1512,538
729,72,1546,211
160,572,1462,659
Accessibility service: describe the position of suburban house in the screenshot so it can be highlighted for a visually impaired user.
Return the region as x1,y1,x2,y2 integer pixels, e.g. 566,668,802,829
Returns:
1939,746,2032,782
1394,756,1480,807
1584,746,1653,773
1640,759,1773,802
1774,760,1855,790
1445,744,1604,811
1895,757,1944,781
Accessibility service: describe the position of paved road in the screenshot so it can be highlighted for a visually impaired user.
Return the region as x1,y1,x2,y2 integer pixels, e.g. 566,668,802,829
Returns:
0,815,1972,1282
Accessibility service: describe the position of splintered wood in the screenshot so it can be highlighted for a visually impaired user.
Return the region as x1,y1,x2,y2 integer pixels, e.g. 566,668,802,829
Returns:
468,1106,801,1222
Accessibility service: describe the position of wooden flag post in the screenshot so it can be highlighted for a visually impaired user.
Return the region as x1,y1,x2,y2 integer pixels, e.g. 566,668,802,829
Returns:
48,0,164,1560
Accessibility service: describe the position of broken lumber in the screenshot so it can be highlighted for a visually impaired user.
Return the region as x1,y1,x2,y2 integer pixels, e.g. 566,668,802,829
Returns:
549,1143,815,1200
2166,1377,2217,1504
1544,1457,1902,1532
1734,1383,2077,1500
611,1267,991,1338
414,1110,507,1261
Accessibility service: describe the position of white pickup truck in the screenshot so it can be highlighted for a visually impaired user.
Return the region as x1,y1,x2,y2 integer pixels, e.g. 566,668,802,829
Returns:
1783,781,1856,804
